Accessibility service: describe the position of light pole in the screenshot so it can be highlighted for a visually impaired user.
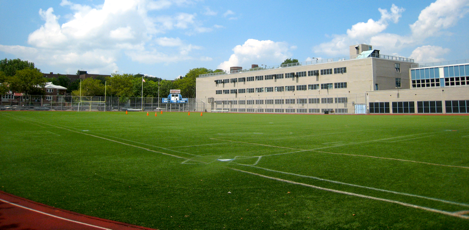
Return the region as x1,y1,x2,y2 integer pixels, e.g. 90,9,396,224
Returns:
141,75,144,110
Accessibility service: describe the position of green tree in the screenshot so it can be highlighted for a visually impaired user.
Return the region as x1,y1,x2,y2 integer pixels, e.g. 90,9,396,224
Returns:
281,58,299,66
0,58,39,77
159,80,174,99
68,79,80,93
71,78,105,96
175,67,215,98
9,68,47,95
0,71,9,95
51,74,71,88
106,74,134,98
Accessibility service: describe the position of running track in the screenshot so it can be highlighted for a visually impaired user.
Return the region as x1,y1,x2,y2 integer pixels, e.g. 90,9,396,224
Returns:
0,191,157,230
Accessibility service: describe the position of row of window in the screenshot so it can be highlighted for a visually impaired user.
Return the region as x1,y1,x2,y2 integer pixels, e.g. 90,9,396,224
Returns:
214,97,348,105
218,108,347,114
369,100,469,113
214,67,347,84
215,82,347,94
411,65,469,80
412,77,469,88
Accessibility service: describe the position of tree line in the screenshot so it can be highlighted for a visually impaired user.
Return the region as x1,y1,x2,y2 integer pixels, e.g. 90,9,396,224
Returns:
0,58,222,99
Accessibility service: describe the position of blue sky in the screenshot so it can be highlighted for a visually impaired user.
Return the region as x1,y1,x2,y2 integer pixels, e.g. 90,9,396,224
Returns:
0,0,468,80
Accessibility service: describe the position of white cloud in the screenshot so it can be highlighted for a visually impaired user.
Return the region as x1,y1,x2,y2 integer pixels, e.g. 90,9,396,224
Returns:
314,4,404,56
218,39,292,72
410,0,469,40
155,37,183,47
203,7,217,16
314,0,469,59
223,10,235,17
0,0,210,74
409,45,450,63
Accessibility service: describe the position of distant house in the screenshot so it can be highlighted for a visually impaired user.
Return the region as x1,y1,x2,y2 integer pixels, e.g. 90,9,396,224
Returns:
43,70,110,83
1,82,67,105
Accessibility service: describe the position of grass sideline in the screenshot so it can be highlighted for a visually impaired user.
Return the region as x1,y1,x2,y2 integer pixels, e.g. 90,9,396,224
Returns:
1,111,469,229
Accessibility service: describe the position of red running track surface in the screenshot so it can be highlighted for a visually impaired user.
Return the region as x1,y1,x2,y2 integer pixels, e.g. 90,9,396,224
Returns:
0,191,157,230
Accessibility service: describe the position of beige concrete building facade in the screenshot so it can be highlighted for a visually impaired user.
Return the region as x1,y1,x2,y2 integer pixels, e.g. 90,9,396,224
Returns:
196,44,469,114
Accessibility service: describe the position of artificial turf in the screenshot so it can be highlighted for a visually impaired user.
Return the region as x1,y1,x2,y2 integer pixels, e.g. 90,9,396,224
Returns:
0,111,468,229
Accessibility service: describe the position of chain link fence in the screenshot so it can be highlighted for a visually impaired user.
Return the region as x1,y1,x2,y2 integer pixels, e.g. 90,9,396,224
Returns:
1,94,369,114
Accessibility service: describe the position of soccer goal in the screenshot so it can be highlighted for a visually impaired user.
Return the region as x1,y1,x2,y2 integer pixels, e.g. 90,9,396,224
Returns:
75,96,106,112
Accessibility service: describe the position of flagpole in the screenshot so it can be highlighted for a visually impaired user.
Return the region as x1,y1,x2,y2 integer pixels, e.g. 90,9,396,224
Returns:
141,75,144,111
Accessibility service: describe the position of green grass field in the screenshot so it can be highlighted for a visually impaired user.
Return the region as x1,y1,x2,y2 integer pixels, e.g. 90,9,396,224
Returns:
1,111,469,229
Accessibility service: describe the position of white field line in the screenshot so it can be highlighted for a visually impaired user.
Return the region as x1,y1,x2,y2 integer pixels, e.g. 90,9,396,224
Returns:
385,135,434,143
314,150,469,170
253,156,262,166
229,168,469,220
0,198,112,230
2,115,195,162
45,131,61,136
216,132,469,170
236,164,469,208
170,142,228,148
269,130,364,140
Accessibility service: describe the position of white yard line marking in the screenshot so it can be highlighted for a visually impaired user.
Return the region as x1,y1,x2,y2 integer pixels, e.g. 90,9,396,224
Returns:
210,137,298,150
229,168,469,220
45,130,61,136
314,150,469,170
170,143,228,148
3,115,191,161
0,198,112,230
237,164,469,208
385,135,434,143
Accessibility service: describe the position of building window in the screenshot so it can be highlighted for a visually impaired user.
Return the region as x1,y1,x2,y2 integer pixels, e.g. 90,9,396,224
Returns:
215,80,223,84
418,101,443,113
335,97,347,103
255,87,264,93
334,82,347,89
46,96,53,101
285,99,295,104
296,85,307,91
309,108,320,113
255,75,264,81
265,87,273,92
321,69,332,75
286,86,295,91
392,102,415,113
296,71,306,77
286,109,296,113
275,99,284,104
223,79,229,83
396,78,401,88
275,86,284,92
335,109,348,114
333,67,346,74
256,100,264,104
265,99,274,104
309,98,320,104
247,88,254,93
238,77,245,82
395,63,401,72
216,90,222,94
321,98,333,104
230,78,237,83
375,84,379,90
230,89,237,94
247,77,255,82
321,83,333,89
285,72,295,78
308,84,319,90
308,70,319,76
275,109,285,113
46,89,54,93
239,100,246,104
297,98,307,104
369,102,390,113
265,75,274,80
445,100,469,113
247,100,254,105
238,89,245,94
232,100,238,105
223,90,230,94
275,74,284,79
297,109,308,113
